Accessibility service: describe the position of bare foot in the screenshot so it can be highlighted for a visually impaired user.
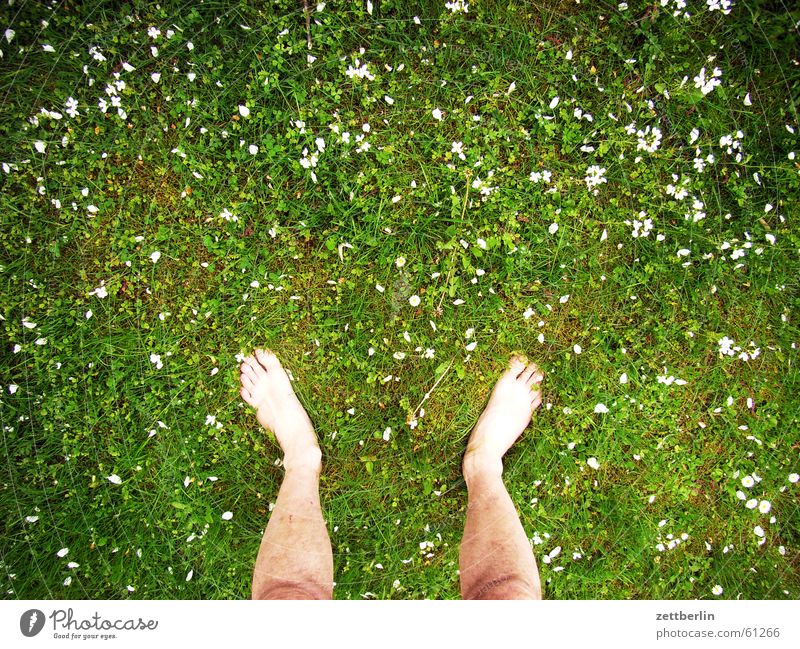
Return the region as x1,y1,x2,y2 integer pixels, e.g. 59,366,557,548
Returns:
463,355,543,480
239,349,321,473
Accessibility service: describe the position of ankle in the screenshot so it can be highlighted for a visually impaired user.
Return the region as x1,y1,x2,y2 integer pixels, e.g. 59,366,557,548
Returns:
463,449,503,485
283,445,322,475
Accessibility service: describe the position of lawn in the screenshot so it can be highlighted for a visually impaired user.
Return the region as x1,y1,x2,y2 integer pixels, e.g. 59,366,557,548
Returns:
1,0,798,600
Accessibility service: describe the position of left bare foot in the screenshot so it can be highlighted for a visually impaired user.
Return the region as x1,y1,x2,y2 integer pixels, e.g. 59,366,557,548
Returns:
463,355,544,480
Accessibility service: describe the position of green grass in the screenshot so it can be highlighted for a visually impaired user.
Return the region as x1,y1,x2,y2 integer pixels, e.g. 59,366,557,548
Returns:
1,0,799,600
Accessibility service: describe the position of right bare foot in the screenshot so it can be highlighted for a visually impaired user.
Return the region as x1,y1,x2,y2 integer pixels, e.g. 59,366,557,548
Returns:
239,349,322,473
463,355,543,480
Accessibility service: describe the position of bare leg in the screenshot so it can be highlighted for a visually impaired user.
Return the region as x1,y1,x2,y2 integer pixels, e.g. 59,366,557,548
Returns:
239,349,333,600
459,356,544,600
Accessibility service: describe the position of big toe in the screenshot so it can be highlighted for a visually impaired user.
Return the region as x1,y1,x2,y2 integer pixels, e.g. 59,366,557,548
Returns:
256,348,281,370
508,354,527,378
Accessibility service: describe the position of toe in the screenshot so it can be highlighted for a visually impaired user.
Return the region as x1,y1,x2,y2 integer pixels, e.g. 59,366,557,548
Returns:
245,355,266,377
527,369,544,386
240,373,254,390
530,391,542,410
241,361,258,381
519,362,539,383
256,348,281,370
508,355,527,378
240,386,254,405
